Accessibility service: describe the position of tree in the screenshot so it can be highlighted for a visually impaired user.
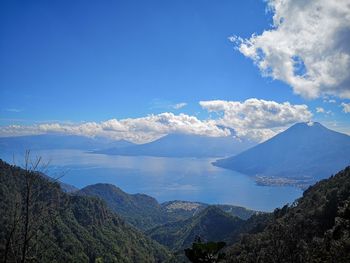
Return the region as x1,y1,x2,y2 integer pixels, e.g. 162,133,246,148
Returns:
2,151,62,263
184,237,226,263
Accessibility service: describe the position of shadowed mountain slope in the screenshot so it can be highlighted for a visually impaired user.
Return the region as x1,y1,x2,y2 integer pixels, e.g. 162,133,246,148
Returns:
147,206,245,251
215,122,350,182
0,160,171,262
226,166,350,262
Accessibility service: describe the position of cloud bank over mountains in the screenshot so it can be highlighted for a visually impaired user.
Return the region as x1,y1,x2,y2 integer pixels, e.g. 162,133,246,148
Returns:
0,99,313,143
231,0,350,99
200,99,312,141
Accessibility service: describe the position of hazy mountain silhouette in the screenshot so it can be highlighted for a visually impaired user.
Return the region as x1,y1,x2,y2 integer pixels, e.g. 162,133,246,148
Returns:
214,122,350,182
0,134,134,153
97,133,255,158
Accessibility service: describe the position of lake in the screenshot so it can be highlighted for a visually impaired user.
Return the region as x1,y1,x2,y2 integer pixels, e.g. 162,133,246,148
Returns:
0,149,302,211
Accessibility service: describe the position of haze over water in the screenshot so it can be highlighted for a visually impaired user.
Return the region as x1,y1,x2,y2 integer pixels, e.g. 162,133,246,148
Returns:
1,149,302,211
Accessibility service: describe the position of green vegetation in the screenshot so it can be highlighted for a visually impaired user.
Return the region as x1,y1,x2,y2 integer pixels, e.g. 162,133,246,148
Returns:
0,159,171,262
162,201,257,221
78,184,257,231
185,238,226,263
147,206,244,252
2,157,348,262
226,166,350,262
78,183,167,231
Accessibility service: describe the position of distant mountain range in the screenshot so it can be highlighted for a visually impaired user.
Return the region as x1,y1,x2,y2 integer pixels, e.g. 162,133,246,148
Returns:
0,132,255,158
214,122,350,185
0,134,133,153
76,183,258,231
96,133,255,158
2,121,348,187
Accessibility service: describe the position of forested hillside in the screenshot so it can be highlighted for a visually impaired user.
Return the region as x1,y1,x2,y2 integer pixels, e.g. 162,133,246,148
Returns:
2,159,349,262
77,183,167,231
148,206,244,251
0,160,171,262
226,166,350,262
77,184,257,231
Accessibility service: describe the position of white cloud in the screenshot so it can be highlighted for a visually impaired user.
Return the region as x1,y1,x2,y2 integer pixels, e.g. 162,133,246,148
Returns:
200,98,312,141
149,99,187,110
316,107,332,115
172,102,187,109
231,0,350,99
316,107,325,113
0,99,314,143
341,102,350,113
0,113,230,143
324,99,336,104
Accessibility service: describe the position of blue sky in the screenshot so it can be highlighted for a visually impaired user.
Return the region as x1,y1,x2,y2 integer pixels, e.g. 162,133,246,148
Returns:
1,0,349,142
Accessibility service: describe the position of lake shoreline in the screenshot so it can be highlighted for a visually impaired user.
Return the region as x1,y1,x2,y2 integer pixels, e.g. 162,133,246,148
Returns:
0,149,303,212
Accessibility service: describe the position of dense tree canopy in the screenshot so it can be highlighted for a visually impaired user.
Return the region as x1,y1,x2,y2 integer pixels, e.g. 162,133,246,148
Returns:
225,167,350,263
0,159,171,262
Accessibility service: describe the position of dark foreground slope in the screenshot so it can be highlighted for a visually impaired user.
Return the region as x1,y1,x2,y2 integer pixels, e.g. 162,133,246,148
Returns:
0,160,171,262
215,122,350,184
226,166,350,263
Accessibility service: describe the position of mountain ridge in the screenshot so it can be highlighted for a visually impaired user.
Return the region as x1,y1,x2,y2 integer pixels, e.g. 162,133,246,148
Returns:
0,134,134,153
147,206,245,251
214,122,350,186
0,159,171,262
226,166,350,262
95,133,256,158
77,183,258,231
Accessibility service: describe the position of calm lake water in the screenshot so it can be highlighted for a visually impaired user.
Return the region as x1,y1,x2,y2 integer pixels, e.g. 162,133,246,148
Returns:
0,149,302,212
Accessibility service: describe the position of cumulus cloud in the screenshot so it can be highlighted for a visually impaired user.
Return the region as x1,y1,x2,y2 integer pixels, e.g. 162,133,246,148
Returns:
341,102,350,113
230,0,350,99
200,98,312,141
0,113,230,143
0,100,314,143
